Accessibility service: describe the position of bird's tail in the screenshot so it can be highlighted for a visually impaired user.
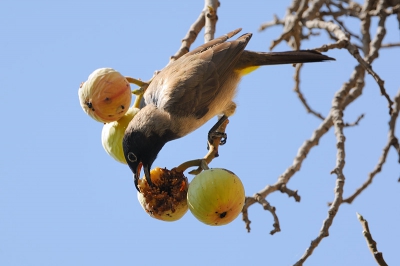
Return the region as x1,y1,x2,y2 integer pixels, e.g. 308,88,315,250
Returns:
235,50,335,75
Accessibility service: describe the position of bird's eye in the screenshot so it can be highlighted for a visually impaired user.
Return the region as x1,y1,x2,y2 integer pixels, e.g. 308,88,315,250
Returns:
127,152,137,162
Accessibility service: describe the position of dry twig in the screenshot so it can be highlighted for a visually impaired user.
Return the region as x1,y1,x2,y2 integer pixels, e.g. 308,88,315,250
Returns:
169,0,219,63
357,213,389,266
241,1,399,264
140,0,400,263
293,63,325,120
342,89,400,204
294,68,347,266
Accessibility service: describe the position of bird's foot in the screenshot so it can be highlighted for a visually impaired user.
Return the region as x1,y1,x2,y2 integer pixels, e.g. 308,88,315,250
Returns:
207,131,227,149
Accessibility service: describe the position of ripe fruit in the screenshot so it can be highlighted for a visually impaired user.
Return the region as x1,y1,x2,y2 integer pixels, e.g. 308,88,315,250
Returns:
78,68,132,123
187,168,245,226
101,106,140,164
137,167,188,221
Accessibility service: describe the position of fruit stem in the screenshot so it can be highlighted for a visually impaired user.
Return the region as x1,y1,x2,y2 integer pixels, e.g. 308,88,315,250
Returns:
133,93,143,109
125,76,147,87
176,159,209,173
126,76,155,109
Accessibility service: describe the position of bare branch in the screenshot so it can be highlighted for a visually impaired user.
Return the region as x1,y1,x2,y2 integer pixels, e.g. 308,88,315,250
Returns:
295,74,347,266
357,213,389,266
242,198,252,232
360,0,374,55
324,2,362,40
204,0,219,42
169,13,205,62
236,0,400,264
269,0,309,50
303,0,326,19
255,194,281,235
381,42,400,48
293,63,325,120
242,115,333,232
342,89,400,204
305,18,393,114
242,63,366,231
364,2,394,114
258,14,285,31
344,113,365,127
304,20,349,47
169,0,219,63
279,184,301,202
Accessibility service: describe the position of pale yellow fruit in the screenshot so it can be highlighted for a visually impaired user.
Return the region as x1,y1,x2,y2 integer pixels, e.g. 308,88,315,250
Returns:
137,167,188,222
187,168,245,226
78,68,132,123
101,106,140,164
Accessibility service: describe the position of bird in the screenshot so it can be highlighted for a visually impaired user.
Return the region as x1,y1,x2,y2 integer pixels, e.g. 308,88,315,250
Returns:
122,28,335,191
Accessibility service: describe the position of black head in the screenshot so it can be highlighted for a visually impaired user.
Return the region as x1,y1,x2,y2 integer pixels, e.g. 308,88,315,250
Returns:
123,129,175,191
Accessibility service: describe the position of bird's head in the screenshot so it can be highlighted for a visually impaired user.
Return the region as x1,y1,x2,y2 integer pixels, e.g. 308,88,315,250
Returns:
123,127,176,191
122,105,178,191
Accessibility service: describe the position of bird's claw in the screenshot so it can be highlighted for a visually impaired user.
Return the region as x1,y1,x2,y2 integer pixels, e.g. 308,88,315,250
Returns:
207,132,227,149
219,135,227,145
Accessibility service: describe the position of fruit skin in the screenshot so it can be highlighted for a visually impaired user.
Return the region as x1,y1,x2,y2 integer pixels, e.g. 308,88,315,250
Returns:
101,106,140,164
187,168,245,226
78,68,132,123
137,167,189,222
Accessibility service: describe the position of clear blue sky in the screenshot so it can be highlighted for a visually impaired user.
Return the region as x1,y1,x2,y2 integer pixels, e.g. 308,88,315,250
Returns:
1,1,399,265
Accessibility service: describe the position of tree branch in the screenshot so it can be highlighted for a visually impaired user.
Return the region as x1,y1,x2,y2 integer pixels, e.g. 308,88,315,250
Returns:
294,69,347,266
293,63,325,120
342,89,400,204
169,0,219,63
357,213,389,266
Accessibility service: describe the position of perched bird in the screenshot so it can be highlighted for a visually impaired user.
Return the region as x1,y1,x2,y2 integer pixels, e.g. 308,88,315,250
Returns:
123,28,334,190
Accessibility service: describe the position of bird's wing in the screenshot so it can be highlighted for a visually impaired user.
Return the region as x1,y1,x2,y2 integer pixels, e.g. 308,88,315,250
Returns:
145,32,252,119
180,28,242,59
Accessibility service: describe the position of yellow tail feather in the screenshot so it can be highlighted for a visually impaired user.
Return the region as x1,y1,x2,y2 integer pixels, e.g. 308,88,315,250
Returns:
236,66,260,76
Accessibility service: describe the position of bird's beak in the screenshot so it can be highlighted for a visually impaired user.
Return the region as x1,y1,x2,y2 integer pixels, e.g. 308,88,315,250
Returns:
134,162,143,192
143,164,153,187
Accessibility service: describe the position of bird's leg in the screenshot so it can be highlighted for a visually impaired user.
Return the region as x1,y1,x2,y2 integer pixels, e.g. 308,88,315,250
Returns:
207,102,236,148
208,115,228,146
180,104,234,176
178,117,229,176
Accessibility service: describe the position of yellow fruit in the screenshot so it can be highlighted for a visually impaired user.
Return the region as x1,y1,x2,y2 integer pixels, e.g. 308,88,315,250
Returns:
187,168,245,226
78,68,132,123
137,167,188,222
101,106,140,164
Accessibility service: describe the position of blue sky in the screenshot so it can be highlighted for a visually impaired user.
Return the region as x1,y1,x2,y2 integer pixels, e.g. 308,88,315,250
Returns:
1,1,399,265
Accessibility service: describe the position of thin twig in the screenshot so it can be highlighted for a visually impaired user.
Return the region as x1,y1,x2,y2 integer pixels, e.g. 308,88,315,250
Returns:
169,1,220,63
294,75,347,266
169,15,204,62
269,0,309,50
255,194,281,235
258,14,284,31
242,115,333,232
357,213,389,266
293,63,325,120
344,113,365,127
342,89,400,204
305,19,393,114
381,42,400,48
